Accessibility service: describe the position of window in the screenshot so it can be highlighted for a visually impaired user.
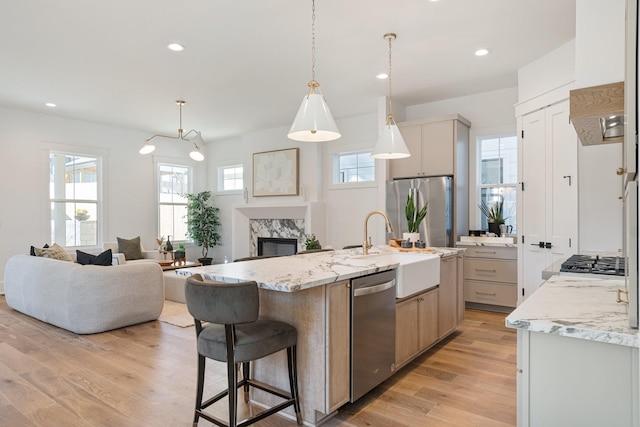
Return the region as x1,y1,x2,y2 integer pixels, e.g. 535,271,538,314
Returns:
49,152,100,247
158,164,191,241
478,135,517,232
334,151,375,184
219,165,244,191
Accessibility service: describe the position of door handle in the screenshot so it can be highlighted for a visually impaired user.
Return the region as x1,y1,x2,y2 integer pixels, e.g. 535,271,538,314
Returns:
531,241,544,248
544,242,552,249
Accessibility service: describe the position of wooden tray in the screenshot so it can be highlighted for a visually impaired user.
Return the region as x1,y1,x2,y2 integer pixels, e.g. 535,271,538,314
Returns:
388,239,437,253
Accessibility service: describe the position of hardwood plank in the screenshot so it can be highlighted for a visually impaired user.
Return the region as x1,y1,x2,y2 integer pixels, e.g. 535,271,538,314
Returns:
0,298,516,426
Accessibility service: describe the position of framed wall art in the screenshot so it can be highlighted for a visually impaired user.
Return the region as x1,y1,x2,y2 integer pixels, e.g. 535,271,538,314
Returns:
252,148,299,197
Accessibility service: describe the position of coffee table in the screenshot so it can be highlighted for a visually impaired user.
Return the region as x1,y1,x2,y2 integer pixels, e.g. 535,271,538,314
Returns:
159,260,202,271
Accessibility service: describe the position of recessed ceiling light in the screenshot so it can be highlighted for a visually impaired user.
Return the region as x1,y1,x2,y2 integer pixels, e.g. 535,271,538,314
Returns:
167,43,184,52
475,48,490,56
376,73,389,80
45,102,56,108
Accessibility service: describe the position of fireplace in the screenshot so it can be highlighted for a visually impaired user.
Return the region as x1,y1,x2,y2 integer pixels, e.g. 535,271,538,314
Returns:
258,237,298,257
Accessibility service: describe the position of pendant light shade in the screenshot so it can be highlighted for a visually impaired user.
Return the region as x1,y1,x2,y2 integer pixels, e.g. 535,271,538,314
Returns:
372,115,410,159
189,132,205,161
139,140,156,155
288,90,340,142
288,0,340,142
371,33,411,160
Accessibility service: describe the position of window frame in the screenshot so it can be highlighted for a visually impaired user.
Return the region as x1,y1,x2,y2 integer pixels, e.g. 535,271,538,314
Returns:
331,150,377,188
476,133,518,232
217,164,245,193
44,143,106,250
156,162,193,244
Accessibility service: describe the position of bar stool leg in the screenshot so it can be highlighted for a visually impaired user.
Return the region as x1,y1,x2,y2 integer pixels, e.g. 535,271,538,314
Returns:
193,354,206,426
242,362,250,403
287,345,303,425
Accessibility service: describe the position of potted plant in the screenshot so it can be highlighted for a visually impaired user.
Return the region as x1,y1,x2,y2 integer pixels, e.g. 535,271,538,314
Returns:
478,196,508,236
304,234,321,250
404,192,428,243
75,208,90,221
185,191,221,265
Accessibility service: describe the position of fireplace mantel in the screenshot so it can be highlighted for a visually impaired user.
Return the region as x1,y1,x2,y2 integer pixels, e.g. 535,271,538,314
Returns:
231,202,326,260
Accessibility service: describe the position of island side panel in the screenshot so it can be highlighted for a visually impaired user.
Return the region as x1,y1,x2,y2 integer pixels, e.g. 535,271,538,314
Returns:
252,284,342,425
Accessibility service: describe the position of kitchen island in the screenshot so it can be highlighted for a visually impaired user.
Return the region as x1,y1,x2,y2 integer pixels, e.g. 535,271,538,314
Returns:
506,275,639,426
176,245,462,425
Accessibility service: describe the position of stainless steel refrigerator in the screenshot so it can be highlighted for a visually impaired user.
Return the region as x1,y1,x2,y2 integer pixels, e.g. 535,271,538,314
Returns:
386,176,454,247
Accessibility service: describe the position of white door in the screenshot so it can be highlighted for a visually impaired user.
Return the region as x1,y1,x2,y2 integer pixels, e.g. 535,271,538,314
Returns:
519,100,578,303
521,109,547,302
546,101,578,266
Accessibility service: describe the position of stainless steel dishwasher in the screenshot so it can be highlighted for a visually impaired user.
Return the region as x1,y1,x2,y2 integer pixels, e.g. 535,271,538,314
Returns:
350,269,397,402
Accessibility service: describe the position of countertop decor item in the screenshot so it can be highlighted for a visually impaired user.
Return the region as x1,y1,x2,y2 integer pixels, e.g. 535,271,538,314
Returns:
185,191,221,265
405,190,428,242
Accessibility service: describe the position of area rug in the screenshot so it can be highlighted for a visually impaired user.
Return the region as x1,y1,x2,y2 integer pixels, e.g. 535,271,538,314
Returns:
159,300,194,328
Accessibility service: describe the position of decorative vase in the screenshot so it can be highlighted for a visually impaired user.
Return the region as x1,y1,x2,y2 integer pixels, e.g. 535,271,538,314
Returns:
166,235,173,252
198,257,213,266
403,232,421,243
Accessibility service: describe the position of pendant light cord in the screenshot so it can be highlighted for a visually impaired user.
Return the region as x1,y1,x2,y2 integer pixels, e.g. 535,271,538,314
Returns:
384,33,397,123
311,0,316,83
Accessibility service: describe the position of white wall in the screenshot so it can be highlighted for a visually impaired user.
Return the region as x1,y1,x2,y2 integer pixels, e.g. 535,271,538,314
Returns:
0,105,207,291
575,0,626,253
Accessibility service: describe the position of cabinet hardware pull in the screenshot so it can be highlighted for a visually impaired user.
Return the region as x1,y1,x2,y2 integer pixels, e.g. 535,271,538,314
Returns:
476,251,496,254
617,167,627,176
475,269,497,273
617,288,629,304
475,291,497,296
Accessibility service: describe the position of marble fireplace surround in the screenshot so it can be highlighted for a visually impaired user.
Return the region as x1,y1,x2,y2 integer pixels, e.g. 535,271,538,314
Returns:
231,202,326,260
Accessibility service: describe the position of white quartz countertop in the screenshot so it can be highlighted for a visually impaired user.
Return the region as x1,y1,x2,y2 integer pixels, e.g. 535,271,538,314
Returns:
505,275,638,348
176,245,462,292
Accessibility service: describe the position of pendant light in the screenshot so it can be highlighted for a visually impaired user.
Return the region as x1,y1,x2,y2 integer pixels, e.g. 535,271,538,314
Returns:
139,100,206,161
288,0,340,142
371,33,410,159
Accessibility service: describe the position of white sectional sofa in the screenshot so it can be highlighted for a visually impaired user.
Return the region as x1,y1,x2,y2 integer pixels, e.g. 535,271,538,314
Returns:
4,254,165,334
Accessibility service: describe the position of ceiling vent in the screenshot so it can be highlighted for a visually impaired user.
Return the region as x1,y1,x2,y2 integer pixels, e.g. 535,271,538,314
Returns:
569,81,624,146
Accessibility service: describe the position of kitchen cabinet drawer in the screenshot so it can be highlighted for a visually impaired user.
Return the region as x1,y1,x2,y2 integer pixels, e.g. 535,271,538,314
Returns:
462,246,516,260
465,258,517,283
464,280,517,307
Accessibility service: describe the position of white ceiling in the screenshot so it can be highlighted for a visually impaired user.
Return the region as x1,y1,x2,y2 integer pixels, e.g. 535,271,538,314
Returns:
0,0,576,142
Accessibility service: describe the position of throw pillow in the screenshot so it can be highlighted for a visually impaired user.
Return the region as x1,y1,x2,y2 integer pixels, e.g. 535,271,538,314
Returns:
30,243,49,256
33,243,73,262
76,249,113,266
117,236,144,260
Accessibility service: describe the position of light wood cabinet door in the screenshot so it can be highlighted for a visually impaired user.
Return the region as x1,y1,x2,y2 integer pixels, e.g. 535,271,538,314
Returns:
391,124,422,179
417,288,438,350
395,295,419,368
326,280,350,412
438,255,458,338
421,120,454,176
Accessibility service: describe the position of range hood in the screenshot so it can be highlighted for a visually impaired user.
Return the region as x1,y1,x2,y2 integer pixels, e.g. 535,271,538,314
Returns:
569,81,624,146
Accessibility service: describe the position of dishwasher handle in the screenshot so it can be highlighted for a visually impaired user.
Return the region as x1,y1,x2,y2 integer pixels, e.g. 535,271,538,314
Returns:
353,280,396,297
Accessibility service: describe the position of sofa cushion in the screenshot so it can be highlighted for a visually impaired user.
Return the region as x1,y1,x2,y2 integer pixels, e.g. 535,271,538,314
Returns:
34,243,72,262
77,249,113,266
117,236,143,260
30,243,49,256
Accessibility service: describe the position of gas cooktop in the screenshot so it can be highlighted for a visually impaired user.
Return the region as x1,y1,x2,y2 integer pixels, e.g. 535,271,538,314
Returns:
560,254,625,276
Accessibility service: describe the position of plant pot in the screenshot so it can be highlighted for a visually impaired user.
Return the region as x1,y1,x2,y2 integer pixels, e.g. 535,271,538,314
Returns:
488,222,503,236
402,232,421,243
198,257,213,266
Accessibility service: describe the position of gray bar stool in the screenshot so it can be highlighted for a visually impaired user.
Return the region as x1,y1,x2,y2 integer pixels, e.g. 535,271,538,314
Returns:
185,274,303,427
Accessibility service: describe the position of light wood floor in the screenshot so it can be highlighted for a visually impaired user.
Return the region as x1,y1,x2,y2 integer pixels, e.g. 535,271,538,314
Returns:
0,297,516,426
